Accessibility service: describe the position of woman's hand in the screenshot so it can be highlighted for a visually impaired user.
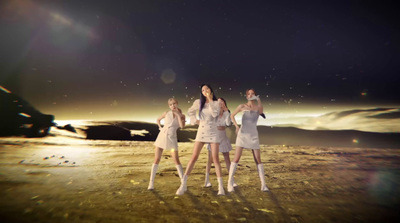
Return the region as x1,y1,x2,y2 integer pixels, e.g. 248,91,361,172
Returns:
172,109,181,117
235,125,240,135
206,92,213,101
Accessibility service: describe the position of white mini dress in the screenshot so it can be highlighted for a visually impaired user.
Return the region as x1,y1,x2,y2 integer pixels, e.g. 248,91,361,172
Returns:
154,111,180,150
235,110,260,150
188,99,220,143
207,110,233,152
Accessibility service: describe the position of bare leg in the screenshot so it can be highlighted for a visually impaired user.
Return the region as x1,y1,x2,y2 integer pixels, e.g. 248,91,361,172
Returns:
171,149,181,165
232,147,243,163
228,147,243,192
171,149,183,179
176,142,204,195
154,147,163,165
184,142,204,175
252,149,260,173
210,143,222,177
223,152,237,187
252,149,262,164
148,147,163,190
210,143,224,195
204,149,212,187
222,152,231,171
253,149,269,192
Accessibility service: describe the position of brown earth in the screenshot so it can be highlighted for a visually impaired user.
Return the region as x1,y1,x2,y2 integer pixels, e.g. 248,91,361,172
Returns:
0,136,399,222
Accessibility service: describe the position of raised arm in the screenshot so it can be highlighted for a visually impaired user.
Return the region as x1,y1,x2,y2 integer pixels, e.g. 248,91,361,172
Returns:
174,108,186,129
208,100,220,118
225,112,232,127
256,96,263,114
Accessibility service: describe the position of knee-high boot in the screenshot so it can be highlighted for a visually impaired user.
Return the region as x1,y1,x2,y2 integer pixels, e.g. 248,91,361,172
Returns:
176,165,183,179
176,175,188,195
147,163,158,190
204,172,212,187
258,164,269,192
227,162,238,192
217,177,225,195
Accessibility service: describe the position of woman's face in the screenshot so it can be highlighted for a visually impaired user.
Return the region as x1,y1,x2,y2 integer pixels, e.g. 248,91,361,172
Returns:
201,85,212,97
218,98,226,109
168,100,178,110
246,89,255,100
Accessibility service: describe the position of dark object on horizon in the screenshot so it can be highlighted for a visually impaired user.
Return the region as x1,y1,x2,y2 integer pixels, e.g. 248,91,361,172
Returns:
0,86,55,137
56,124,77,133
64,124,76,133
85,125,132,140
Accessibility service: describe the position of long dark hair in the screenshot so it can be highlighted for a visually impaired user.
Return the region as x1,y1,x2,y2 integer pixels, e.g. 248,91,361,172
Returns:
199,84,217,115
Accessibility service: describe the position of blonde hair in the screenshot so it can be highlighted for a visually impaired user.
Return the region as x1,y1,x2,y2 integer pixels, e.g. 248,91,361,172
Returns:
168,98,182,113
168,98,178,104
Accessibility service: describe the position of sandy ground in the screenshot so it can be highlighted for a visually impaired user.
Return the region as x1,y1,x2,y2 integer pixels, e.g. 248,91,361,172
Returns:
1,136,400,223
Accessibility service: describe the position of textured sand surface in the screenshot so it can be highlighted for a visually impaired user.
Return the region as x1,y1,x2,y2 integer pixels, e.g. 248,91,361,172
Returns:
1,136,400,222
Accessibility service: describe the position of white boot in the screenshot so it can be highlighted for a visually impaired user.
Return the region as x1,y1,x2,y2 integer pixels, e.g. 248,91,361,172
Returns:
176,165,183,179
232,177,238,187
176,175,188,195
147,163,158,190
204,172,212,187
217,177,225,195
228,164,238,187
227,162,238,192
258,164,269,192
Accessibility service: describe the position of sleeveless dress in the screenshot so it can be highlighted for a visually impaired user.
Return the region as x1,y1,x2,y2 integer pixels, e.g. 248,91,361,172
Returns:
235,110,260,150
188,99,220,143
207,110,232,152
154,111,180,150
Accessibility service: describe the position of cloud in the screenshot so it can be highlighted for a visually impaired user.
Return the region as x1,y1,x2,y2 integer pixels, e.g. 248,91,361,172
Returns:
298,108,400,133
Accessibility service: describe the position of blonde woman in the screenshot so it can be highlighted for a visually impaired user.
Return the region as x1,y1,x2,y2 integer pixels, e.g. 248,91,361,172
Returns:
148,98,185,190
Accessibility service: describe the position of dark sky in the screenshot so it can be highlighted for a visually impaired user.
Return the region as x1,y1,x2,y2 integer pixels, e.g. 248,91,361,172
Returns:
1,0,399,121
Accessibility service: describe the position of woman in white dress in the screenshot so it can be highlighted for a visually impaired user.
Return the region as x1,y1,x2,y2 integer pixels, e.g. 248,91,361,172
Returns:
227,89,269,192
148,98,185,190
176,84,225,195
204,98,236,188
